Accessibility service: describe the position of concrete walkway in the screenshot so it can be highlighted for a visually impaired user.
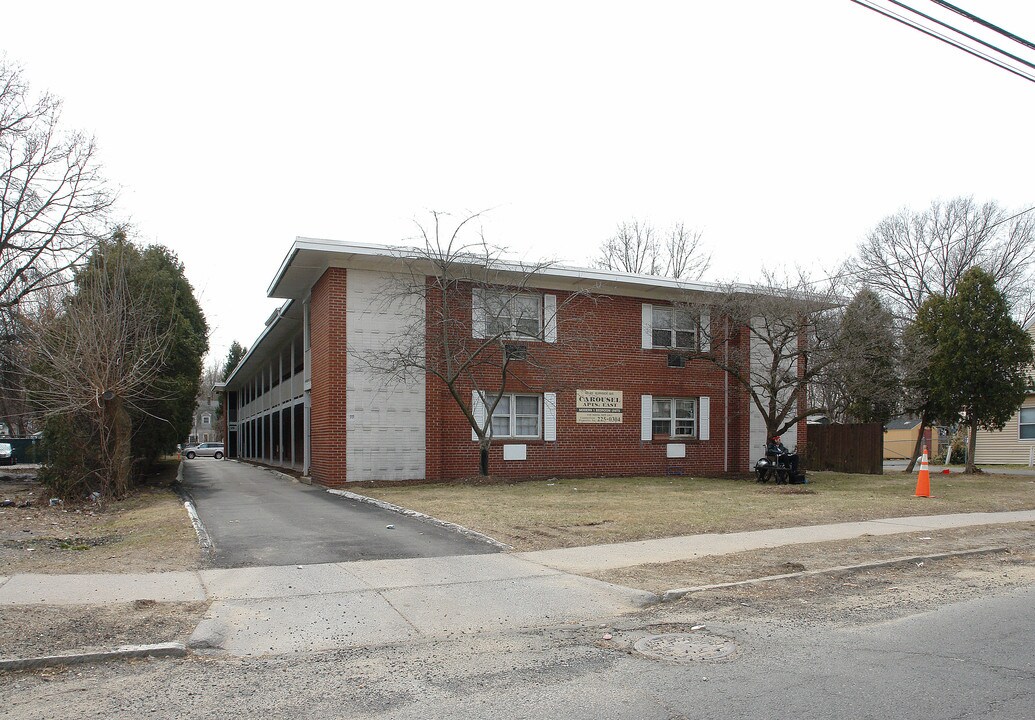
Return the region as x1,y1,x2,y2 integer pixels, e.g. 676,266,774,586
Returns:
2,509,1033,657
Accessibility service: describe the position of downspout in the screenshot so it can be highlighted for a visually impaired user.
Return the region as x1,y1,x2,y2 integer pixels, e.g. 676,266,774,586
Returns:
724,316,729,473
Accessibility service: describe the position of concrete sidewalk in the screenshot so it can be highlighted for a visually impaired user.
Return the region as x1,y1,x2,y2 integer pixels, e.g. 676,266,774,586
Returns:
515,510,1035,574
2,509,1033,657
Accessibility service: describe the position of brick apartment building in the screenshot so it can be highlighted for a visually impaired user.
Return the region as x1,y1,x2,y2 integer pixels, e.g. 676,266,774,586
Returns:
217,238,803,487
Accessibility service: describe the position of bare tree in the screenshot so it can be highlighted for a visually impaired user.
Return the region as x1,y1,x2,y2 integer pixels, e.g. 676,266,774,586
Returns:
0,57,114,312
355,211,595,476
21,242,172,497
848,197,1035,325
663,222,711,280
593,219,710,280
848,196,1035,471
0,284,61,435
682,270,842,445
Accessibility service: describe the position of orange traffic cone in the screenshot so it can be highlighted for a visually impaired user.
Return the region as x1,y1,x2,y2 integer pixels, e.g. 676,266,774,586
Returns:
914,446,931,498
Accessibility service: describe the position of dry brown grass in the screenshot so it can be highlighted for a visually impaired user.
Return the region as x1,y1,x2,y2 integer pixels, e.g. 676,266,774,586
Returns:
0,460,200,574
355,471,1035,551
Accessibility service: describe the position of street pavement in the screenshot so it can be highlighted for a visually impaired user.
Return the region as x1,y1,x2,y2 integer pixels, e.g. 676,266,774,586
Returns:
3,576,1033,719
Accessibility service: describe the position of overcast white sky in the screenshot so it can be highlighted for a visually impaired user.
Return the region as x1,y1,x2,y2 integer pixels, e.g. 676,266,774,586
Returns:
4,1,1035,364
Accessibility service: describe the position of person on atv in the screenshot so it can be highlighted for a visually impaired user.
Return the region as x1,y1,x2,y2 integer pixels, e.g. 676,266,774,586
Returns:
766,435,799,475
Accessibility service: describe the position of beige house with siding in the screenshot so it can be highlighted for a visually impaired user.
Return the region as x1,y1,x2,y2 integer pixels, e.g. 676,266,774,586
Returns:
974,323,1035,465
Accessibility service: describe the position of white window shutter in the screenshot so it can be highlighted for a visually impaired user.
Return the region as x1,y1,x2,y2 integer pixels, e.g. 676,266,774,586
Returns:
698,397,710,441
472,391,486,441
641,394,653,441
641,304,653,349
544,294,557,343
472,288,486,339
543,392,557,441
699,312,710,352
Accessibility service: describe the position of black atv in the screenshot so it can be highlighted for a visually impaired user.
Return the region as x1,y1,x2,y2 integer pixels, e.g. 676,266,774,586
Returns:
754,454,807,484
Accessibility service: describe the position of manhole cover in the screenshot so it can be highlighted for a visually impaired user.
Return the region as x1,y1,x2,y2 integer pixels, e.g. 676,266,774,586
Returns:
633,631,737,663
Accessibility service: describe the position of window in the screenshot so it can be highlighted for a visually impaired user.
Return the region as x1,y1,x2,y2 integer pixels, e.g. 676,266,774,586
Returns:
485,292,542,339
652,306,696,349
201,414,211,427
489,394,541,438
651,398,696,437
1021,407,1035,440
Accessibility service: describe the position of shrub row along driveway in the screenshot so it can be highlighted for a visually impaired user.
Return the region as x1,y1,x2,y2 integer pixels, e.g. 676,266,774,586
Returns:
180,459,497,568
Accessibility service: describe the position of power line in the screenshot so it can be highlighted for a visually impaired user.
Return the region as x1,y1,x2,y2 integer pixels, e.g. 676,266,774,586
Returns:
931,1,1035,53
881,0,1035,71
849,0,1035,84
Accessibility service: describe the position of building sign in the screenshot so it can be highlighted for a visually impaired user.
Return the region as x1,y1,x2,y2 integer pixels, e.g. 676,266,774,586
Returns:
576,390,623,423
227,422,238,432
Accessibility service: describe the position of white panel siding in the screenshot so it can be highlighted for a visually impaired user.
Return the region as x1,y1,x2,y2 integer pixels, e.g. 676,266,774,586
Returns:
346,269,426,481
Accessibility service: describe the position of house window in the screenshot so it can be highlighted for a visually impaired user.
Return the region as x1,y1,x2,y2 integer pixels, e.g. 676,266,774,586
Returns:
652,306,697,349
201,414,211,427
486,292,542,339
1020,407,1035,440
651,398,696,437
489,394,541,438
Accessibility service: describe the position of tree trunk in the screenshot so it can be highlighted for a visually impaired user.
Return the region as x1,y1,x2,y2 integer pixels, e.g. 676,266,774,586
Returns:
479,442,490,476
101,397,133,497
905,415,928,473
966,417,979,474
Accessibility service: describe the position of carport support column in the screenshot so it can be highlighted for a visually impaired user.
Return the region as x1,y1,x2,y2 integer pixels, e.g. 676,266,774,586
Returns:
308,268,348,487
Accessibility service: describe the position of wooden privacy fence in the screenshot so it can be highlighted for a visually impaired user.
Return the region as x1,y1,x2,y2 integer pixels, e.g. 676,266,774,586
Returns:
802,422,883,475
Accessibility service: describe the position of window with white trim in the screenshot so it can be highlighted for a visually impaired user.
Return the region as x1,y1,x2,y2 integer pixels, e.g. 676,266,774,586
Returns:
485,292,542,339
201,414,211,427
651,397,696,437
489,394,541,438
1020,407,1035,440
652,306,697,349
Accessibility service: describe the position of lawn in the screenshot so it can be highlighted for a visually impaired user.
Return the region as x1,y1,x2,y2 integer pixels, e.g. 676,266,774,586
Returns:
354,471,1035,551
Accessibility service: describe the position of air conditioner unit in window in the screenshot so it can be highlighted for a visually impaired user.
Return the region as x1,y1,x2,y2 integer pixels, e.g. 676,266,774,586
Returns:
505,344,528,361
667,353,686,368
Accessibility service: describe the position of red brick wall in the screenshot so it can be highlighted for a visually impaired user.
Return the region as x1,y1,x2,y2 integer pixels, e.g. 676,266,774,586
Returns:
308,268,348,486
424,287,755,480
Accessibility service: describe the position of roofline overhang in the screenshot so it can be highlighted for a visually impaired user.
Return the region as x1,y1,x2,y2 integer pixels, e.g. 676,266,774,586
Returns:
267,236,748,301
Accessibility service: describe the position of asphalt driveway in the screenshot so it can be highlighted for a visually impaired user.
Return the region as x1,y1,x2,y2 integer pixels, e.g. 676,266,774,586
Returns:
180,459,499,568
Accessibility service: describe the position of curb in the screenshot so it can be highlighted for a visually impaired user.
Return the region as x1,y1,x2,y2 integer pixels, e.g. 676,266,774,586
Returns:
0,642,187,672
660,546,1010,602
173,463,212,552
327,489,512,550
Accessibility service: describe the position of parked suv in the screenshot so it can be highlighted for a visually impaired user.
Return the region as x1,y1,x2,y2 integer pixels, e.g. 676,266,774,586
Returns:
185,442,224,460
